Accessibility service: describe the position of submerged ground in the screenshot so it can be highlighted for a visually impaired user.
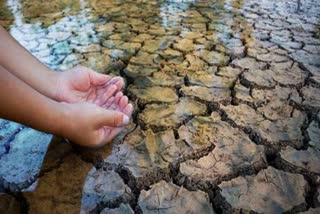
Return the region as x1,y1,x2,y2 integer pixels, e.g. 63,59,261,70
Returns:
0,0,320,213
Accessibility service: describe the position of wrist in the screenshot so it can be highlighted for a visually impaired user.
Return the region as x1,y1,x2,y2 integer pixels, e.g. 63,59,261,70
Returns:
46,69,61,101
51,101,72,138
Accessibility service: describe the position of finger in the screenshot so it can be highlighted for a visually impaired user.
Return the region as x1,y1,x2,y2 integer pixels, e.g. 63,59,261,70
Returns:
104,76,122,87
111,92,124,110
123,103,134,116
114,91,123,104
119,96,128,111
90,71,112,85
115,77,125,90
109,103,117,110
96,109,130,127
103,96,115,108
95,127,112,147
102,127,124,144
96,85,118,106
99,77,123,94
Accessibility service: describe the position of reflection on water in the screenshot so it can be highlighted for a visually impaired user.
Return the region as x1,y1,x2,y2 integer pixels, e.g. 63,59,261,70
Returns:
1,0,320,213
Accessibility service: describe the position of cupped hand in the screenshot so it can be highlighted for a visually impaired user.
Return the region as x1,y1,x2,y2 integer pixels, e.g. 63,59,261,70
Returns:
61,97,133,147
55,66,124,105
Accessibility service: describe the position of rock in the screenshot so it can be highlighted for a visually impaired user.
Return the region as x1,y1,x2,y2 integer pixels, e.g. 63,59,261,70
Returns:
173,38,194,53
100,204,134,214
256,116,305,148
300,208,320,214
271,60,294,71
24,154,92,213
185,54,209,72
47,31,71,41
159,48,182,59
232,57,266,70
219,167,309,213
252,86,301,104
138,180,215,214
81,169,132,213
257,52,290,63
106,125,213,185
129,51,160,65
272,63,307,86
59,53,85,70
123,64,158,78
134,72,184,87
139,97,206,129
228,45,246,58
80,53,113,73
180,31,203,39
221,104,265,127
291,50,320,67
257,100,294,121
280,146,320,174
242,69,275,88
102,40,124,49
0,128,51,191
307,120,320,150
131,33,154,43
195,49,230,66
180,85,231,104
106,127,171,180
179,114,266,183
74,44,101,53
142,39,170,53
303,45,320,55
128,86,178,104
149,27,166,36
118,42,141,55
0,120,22,157
51,41,72,55
109,32,136,41
217,66,242,79
103,49,131,61
280,41,303,52
234,81,255,103
301,86,320,109
188,71,235,88
222,104,305,148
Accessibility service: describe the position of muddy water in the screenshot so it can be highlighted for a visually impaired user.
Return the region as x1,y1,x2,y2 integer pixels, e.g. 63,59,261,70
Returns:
1,0,320,213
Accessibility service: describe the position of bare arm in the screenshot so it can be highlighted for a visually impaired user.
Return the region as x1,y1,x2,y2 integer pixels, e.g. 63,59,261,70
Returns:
0,26,123,104
0,26,58,99
0,65,129,147
0,65,62,134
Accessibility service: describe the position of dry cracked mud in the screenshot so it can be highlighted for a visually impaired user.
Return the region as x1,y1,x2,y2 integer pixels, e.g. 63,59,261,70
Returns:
0,0,320,213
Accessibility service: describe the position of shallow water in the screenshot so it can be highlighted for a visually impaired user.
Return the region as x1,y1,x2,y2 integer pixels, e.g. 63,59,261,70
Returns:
0,0,320,213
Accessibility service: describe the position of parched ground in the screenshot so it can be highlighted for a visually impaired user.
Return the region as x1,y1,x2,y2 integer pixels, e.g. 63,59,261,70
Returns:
0,0,320,213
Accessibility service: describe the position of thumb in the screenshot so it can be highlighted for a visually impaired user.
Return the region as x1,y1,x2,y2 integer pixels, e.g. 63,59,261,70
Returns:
96,109,130,128
90,71,111,85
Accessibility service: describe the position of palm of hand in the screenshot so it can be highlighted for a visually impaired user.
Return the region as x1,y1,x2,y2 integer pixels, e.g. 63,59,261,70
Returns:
99,91,133,143
56,66,133,144
56,66,124,106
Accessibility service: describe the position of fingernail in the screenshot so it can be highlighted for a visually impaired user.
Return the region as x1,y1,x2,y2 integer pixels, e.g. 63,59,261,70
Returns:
123,115,130,125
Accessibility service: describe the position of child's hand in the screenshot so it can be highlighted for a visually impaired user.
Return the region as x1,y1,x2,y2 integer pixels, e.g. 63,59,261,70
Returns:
53,66,134,146
54,66,124,106
60,100,132,148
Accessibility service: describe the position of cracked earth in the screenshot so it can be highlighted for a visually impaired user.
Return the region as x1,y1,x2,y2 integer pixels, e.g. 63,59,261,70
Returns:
0,0,320,213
